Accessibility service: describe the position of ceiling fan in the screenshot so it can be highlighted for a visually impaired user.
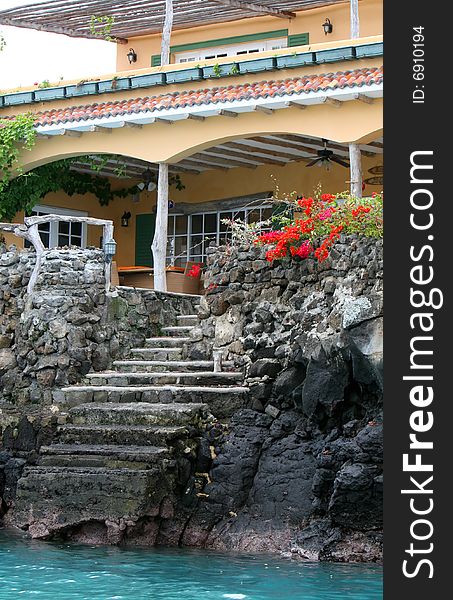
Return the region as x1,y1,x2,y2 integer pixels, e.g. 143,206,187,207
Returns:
305,139,349,170
137,168,157,192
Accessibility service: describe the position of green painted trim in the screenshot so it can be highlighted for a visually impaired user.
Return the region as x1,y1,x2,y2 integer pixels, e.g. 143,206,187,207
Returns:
170,29,289,54
151,54,161,67
135,213,156,267
288,33,310,47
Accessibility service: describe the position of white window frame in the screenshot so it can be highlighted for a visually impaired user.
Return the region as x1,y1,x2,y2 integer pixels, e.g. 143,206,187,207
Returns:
175,38,287,63
31,205,88,249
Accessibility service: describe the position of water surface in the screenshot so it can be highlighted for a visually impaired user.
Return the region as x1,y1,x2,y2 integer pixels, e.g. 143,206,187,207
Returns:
0,529,382,599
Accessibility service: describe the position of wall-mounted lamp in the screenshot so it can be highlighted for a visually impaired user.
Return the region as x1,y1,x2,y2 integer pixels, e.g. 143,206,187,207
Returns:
127,48,137,64
322,18,333,35
137,168,157,192
104,238,117,262
121,211,131,227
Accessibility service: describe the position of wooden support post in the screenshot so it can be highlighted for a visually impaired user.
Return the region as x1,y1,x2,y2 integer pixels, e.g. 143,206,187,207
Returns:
160,0,174,65
350,0,360,38
150,0,173,292
152,163,169,292
349,143,362,198
103,221,114,293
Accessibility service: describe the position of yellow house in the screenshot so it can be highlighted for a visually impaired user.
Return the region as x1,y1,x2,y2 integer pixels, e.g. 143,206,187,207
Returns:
0,0,383,287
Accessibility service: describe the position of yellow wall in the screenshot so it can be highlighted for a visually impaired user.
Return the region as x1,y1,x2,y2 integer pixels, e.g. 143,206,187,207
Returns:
116,0,383,71
3,153,383,267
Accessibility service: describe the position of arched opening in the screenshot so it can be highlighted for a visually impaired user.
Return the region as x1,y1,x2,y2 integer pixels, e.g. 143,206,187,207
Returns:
4,127,382,291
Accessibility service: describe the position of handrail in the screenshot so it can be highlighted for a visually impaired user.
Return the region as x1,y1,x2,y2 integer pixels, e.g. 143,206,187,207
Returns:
1,215,114,294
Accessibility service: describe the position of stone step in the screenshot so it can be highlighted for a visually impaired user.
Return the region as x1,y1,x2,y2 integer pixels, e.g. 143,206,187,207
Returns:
176,314,199,323
112,359,235,372
58,424,190,447
68,402,209,427
12,465,173,535
62,385,249,398
85,371,243,385
59,387,248,419
130,348,184,360
143,337,192,347
161,326,195,336
39,444,172,469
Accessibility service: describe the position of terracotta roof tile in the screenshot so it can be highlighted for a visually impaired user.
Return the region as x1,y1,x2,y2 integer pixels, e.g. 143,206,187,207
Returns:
4,66,382,127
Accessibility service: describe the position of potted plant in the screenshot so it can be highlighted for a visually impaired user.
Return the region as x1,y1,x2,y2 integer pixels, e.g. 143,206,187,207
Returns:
276,51,316,69
65,79,99,97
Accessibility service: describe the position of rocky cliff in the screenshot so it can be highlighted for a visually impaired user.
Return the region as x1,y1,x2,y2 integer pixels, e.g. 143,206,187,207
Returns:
180,235,383,561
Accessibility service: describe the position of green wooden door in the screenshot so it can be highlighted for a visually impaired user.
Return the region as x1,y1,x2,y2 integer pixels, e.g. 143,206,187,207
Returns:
135,213,156,267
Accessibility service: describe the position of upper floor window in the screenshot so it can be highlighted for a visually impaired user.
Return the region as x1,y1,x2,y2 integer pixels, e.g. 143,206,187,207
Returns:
175,38,287,63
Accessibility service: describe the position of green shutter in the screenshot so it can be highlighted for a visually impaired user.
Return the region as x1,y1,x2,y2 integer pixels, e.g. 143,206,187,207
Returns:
151,54,161,67
288,33,310,47
135,213,156,267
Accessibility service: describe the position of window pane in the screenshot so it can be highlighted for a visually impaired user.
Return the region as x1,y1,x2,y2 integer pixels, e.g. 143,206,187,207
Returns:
191,215,203,234
204,213,217,233
219,212,232,232
58,234,70,247
59,222,69,235
247,209,261,224
232,210,245,222
70,236,82,248
41,232,50,247
71,222,82,236
174,237,187,261
175,215,187,235
190,235,203,258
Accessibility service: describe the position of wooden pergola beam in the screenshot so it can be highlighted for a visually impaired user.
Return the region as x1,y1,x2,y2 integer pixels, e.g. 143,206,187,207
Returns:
0,17,128,43
226,141,298,162
212,0,296,19
275,134,377,157
249,136,320,156
0,1,345,38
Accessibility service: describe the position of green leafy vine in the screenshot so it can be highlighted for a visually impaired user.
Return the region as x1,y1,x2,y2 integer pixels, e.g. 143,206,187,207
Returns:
0,155,185,222
0,114,37,196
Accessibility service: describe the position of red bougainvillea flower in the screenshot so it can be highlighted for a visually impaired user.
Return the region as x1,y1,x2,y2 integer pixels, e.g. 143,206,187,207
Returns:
290,240,313,259
297,196,314,215
187,264,202,278
254,192,381,264
318,208,334,221
321,193,335,202
351,206,371,218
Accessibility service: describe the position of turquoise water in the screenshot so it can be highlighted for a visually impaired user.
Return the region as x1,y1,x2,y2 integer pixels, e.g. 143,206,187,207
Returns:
0,530,382,599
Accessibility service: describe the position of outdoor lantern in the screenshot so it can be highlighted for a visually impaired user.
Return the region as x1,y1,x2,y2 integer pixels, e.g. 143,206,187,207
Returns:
322,18,333,35
127,48,137,64
121,211,131,227
137,168,157,192
104,238,117,260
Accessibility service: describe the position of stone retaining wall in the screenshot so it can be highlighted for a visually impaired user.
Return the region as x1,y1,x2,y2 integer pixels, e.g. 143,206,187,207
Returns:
0,247,197,406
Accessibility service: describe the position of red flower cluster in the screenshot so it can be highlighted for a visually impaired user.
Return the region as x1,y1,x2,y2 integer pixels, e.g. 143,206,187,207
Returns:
290,240,313,259
314,225,344,262
254,191,382,264
351,205,371,218
187,264,202,278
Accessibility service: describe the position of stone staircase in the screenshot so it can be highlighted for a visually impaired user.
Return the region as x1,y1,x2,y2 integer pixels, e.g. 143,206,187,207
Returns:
11,297,249,540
